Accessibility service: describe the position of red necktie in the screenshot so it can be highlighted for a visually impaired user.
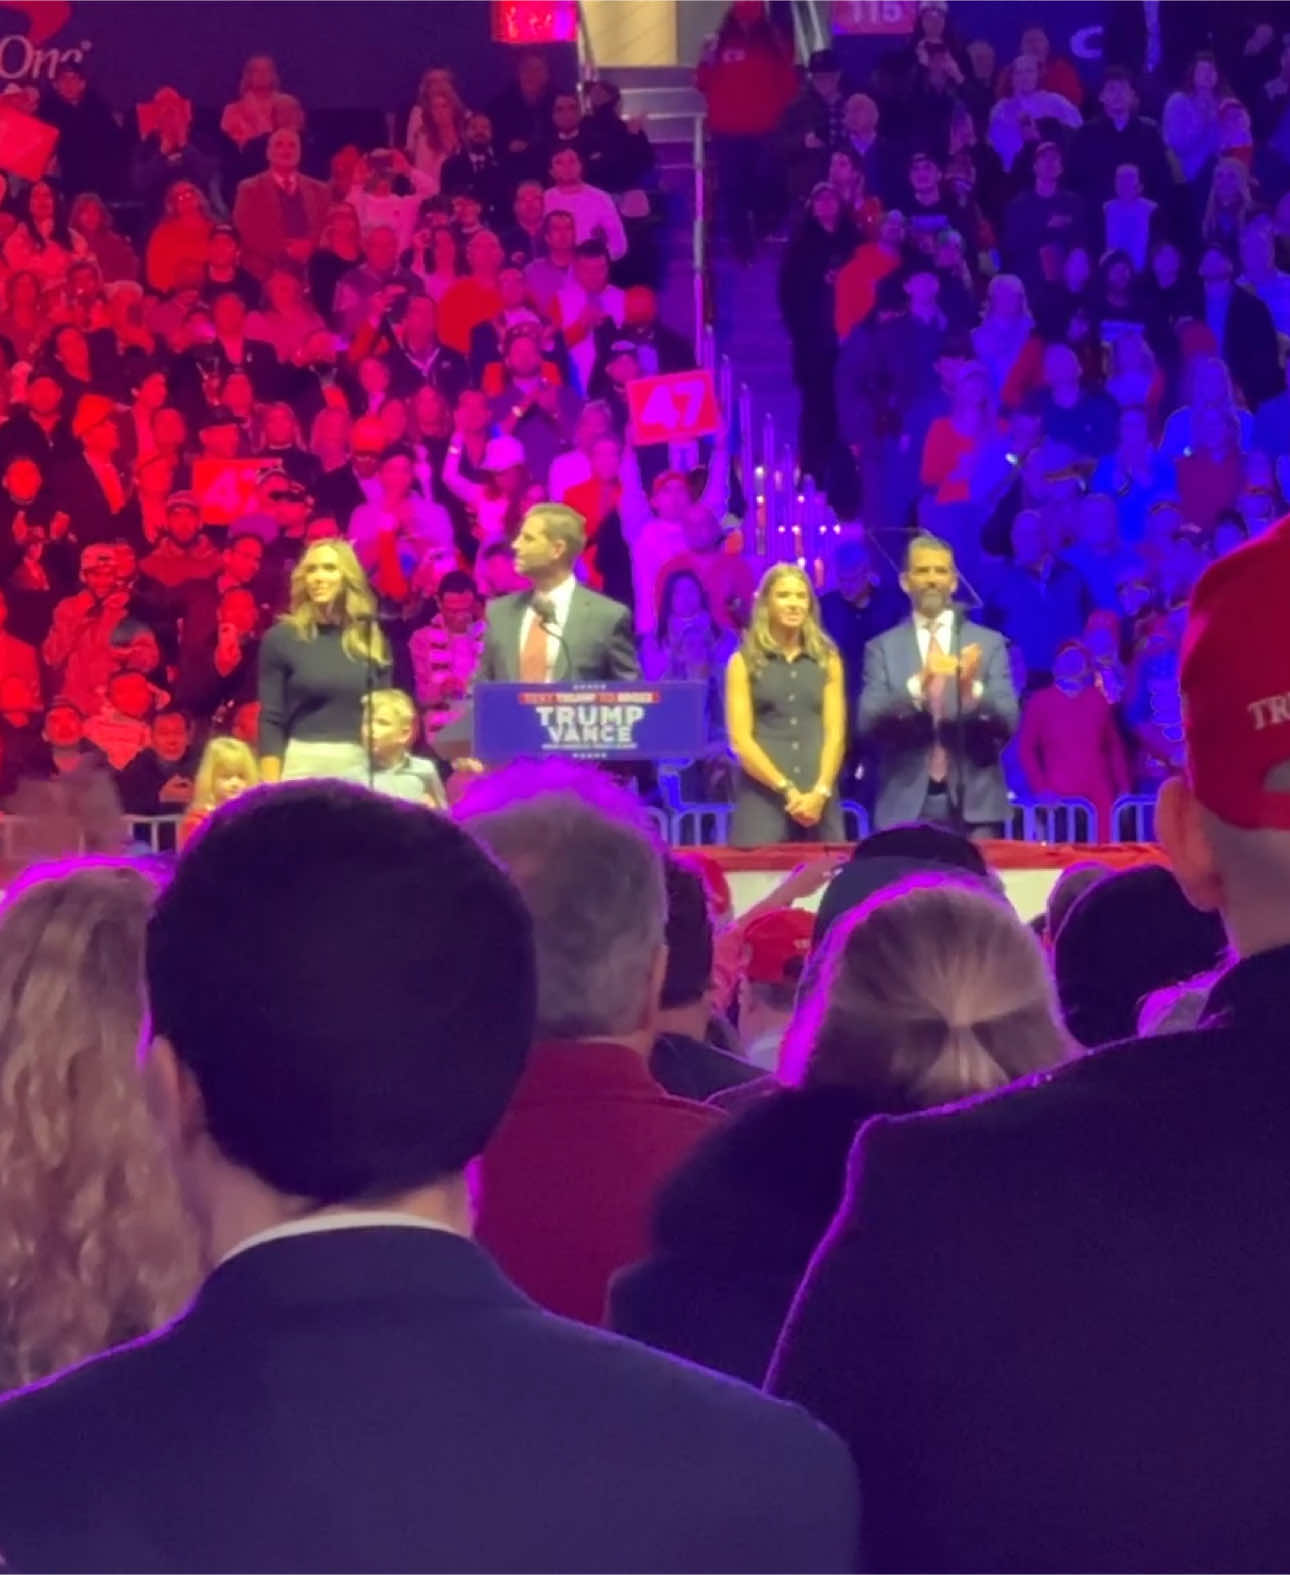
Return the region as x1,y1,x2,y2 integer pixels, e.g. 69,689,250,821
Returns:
926,625,949,782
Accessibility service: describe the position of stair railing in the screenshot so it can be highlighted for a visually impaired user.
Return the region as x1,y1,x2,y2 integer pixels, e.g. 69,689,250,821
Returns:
691,113,709,365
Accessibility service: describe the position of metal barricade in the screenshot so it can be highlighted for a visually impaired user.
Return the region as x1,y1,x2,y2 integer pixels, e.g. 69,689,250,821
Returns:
1006,798,1099,845
671,804,733,847
126,815,184,855
841,801,869,843
1112,795,1157,842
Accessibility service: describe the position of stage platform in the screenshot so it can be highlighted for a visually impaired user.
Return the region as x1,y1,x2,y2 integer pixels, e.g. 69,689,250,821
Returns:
703,842,1167,921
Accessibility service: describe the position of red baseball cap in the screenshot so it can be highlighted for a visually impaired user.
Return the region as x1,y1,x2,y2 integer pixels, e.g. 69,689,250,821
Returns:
742,907,813,986
1181,517,1290,830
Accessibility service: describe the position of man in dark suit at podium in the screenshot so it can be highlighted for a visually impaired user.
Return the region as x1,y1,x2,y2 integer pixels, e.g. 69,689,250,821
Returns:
477,502,640,683
0,785,858,1572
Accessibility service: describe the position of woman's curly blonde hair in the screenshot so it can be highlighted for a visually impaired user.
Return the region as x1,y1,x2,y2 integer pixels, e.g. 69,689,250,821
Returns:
0,862,199,1392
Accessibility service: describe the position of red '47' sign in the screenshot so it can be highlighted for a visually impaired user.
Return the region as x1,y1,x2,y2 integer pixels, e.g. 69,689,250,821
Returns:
626,371,721,447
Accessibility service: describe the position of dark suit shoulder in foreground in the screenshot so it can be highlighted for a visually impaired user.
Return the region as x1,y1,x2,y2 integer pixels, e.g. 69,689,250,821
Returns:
0,1226,858,1574
768,964,1290,1574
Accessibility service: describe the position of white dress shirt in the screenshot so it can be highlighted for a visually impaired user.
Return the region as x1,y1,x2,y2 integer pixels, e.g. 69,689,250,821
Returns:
542,182,627,259
554,279,625,395
518,572,577,679
220,1209,457,1267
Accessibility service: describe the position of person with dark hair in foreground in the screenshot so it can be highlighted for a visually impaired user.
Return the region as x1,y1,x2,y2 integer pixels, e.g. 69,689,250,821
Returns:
0,784,857,1574
1054,862,1228,1047
650,853,763,1103
812,819,991,945
768,520,1290,1573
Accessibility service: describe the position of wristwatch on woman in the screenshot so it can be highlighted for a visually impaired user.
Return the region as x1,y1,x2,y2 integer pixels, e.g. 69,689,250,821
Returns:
776,777,793,801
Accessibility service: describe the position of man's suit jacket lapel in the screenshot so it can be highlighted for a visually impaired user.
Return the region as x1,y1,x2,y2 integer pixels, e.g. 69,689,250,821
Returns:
490,593,524,682
902,618,922,688
506,592,534,681
559,584,588,681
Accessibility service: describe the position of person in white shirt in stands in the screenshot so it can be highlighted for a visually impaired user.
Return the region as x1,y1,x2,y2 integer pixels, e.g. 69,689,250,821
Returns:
1102,163,1156,274
548,399,614,500
348,445,455,578
553,241,624,397
542,146,626,260
988,53,1082,173
347,149,437,251
619,426,728,639
525,209,577,315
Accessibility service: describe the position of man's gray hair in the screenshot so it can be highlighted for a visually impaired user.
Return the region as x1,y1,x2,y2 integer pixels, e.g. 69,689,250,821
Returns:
457,762,665,1038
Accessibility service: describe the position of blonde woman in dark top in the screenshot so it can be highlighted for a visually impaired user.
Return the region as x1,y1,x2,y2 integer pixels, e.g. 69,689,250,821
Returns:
725,563,846,846
258,538,391,783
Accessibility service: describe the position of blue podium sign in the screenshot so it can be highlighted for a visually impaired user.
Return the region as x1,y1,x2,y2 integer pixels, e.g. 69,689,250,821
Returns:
473,680,708,763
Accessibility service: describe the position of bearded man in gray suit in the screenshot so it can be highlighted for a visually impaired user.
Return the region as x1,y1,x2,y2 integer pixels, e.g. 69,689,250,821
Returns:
859,533,1017,836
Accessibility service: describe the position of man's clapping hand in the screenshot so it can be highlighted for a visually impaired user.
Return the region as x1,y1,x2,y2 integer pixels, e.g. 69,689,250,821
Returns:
924,646,959,683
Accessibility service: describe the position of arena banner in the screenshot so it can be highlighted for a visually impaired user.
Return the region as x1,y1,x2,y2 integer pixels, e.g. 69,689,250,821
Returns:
0,1,577,112
828,0,1123,87
473,680,707,763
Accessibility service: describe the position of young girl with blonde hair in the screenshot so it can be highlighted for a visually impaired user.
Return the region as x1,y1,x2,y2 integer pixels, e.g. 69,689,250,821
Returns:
179,736,260,847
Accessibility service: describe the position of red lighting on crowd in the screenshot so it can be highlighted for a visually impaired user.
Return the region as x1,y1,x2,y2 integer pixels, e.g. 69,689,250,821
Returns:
490,1,578,46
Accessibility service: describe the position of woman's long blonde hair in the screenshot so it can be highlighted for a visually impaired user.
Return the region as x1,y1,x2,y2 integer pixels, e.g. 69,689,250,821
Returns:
190,736,259,814
281,538,389,666
779,877,1069,1104
739,563,835,674
416,76,466,153
0,863,199,1391
1202,156,1253,236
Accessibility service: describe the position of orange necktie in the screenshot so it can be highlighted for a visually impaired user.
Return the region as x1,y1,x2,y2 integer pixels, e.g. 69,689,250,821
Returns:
926,625,949,783
520,609,549,681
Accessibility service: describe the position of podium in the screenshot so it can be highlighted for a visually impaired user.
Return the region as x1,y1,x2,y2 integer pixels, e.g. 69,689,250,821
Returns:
472,680,708,764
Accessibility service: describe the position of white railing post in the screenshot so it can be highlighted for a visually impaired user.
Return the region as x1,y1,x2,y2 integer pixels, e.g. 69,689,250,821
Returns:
760,410,776,551
692,114,706,365
738,378,755,549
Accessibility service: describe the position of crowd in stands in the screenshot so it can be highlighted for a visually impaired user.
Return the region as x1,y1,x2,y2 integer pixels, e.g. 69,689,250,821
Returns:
694,1,1290,822
0,503,1286,1566
0,43,737,821
5,12,1290,1569
0,6,1282,832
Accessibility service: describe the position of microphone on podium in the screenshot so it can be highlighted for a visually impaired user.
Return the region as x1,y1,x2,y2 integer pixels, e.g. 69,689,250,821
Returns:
532,593,573,681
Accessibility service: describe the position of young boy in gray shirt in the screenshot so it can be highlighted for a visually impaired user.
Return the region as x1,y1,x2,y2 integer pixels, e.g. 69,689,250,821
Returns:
361,689,447,809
